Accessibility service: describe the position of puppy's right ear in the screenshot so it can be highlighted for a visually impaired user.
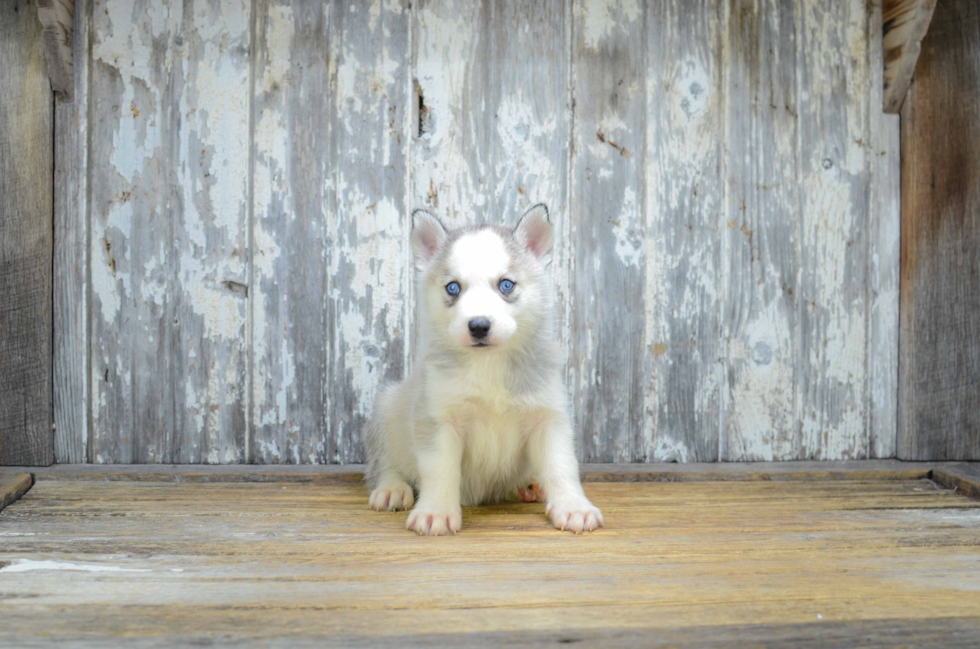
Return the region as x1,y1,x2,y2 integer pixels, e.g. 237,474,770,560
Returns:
411,209,447,270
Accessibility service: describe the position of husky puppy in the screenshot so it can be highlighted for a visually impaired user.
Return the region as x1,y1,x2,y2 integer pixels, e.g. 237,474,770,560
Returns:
364,204,603,536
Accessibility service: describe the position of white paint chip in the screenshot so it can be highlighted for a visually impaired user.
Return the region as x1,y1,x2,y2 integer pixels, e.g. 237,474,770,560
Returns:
0,560,151,574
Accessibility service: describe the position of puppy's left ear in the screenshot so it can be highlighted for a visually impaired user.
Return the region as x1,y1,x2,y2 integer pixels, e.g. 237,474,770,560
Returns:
411,209,448,270
513,204,553,265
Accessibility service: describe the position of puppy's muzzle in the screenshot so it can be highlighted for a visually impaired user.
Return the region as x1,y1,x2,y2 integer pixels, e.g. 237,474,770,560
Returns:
468,317,491,344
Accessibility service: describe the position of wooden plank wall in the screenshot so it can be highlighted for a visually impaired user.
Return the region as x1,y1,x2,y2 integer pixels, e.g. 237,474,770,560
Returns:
55,0,894,464
0,0,54,466
54,0,89,464
899,0,980,460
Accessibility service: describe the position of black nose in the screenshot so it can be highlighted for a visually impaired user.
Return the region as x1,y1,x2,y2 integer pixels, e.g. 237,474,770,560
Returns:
468,317,491,339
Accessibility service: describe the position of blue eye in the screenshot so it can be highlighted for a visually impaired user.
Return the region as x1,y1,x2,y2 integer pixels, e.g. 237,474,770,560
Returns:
499,279,515,293
446,281,460,296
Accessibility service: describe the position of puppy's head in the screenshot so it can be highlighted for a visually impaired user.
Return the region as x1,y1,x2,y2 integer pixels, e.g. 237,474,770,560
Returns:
411,204,553,352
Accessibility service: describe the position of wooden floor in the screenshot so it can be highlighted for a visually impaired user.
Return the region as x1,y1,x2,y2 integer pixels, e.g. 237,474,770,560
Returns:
2,466,980,647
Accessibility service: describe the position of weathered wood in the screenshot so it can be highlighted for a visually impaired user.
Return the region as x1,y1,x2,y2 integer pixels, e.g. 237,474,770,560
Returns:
569,0,646,462
326,0,411,463
88,0,176,463
882,0,938,114
89,0,251,463
0,478,978,645
797,0,874,459
250,0,333,464
68,0,891,464
721,0,801,461
251,0,411,465
35,0,74,99
869,115,900,459
931,464,980,501
643,0,724,462
0,473,33,513
899,0,980,460
3,619,980,649
0,0,54,467
53,0,88,464
11,459,952,484
170,0,251,464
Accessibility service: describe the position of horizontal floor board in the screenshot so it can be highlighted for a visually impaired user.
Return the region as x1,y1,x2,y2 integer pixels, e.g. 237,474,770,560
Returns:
1,477,979,646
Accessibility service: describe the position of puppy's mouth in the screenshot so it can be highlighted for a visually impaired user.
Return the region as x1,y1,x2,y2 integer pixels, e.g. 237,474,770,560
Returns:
470,340,492,348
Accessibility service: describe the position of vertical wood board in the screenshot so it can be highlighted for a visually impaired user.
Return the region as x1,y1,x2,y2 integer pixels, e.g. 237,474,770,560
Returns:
569,0,646,462
0,0,54,467
899,0,980,460
252,0,411,464
251,0,334,464
53,0,89,463
869,114,900,459
721,0,802,461
328,0,411,464
797,0,873,459
643,0,725,462
89,0,250,463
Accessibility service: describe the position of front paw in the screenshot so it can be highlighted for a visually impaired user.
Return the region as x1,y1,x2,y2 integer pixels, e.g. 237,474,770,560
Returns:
546,498,603,533
406,502,462,536
369,481,415,511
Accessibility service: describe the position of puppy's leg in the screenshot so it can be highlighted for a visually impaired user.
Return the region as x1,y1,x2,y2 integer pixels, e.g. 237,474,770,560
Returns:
365,386,415,512
406,424,463,536
528,414,603,533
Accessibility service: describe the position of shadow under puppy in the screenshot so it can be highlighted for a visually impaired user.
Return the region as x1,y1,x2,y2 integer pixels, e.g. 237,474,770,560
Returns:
364,204,603,535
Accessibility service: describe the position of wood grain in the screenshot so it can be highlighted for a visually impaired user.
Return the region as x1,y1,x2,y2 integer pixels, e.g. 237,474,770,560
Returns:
0,473,33,513
327,0,411,463
0,477,978,645
0,0,54,467
644,0,724,462
899,0,980,460
88,0,177,463
721,0,801,461
250,0,333,464
251,0,411,465
410,0,569,271
932,464,980,501
35,0,74,99
882,0,938,113
53,0,89,464
169,0,252,464
797,0,873,459
869,115,900,459
88,0,251,463
570,0,646,462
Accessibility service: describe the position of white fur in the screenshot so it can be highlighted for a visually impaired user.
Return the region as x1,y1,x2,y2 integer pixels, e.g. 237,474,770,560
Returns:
446,231,518,347
365,207,603,535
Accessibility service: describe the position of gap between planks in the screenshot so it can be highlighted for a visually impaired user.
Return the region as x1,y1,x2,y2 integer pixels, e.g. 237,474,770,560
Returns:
1,461,977,498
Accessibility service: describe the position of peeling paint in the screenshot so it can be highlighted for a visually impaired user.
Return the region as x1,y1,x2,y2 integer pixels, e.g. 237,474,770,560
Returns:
574,0,641,51
0,560,151,574
79,0,886,465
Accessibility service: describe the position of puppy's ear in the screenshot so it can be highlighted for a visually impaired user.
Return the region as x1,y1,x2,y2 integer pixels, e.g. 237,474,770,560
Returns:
513,204,553,264
411,209,448,270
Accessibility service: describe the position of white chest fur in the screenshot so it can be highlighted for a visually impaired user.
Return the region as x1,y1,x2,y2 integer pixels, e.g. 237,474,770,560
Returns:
426,354,547,505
